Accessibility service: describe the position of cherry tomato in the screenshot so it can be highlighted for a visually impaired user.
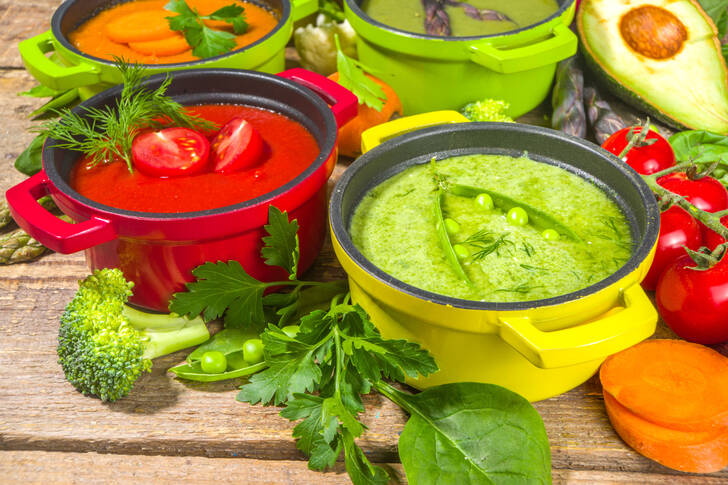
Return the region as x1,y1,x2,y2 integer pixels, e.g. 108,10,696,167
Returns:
656,253,728,344
131,127,210,177
602,127,675,175
210,117,265,173
704,215,728,250
657,172,728,213
641,206,703,291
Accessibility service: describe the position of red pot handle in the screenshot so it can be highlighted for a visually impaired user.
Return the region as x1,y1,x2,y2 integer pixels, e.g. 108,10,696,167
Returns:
5,171,116,254
278,68,358,128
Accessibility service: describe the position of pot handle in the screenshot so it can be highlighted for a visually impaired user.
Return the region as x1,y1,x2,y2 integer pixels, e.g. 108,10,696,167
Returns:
468,24,577,74
5,171,116,254
498,284,657,369
19,31,100,91
277,68,358,128
290,0,319,21
361,111,470,153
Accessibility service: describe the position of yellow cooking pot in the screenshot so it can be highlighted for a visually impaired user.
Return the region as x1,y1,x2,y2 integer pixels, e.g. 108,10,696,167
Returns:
329,111,659,402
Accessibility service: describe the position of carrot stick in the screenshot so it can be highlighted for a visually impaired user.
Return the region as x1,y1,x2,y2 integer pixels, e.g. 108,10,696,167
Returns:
600,339,728,431
604,391,728,473
105,10,176,43
129,34,190,56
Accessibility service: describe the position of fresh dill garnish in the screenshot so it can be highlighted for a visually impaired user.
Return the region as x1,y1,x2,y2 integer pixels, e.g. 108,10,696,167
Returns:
396,188,416,198
464,230,512,261
521,241,535,257
520,263,546,272
39,60,216,173
495,282,543,294
593,217,632,252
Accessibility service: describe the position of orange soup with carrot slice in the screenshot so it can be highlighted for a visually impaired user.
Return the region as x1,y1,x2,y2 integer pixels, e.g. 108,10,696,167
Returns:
69,0,279,64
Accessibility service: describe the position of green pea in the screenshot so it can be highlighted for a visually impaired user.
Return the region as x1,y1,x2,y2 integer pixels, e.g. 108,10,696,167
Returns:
281,325,300,338
542,229,560,241
200,351,227,374
475,193,494,210
453,244,469,259
507,207,529,226
243,339,264,364
444,218,460,235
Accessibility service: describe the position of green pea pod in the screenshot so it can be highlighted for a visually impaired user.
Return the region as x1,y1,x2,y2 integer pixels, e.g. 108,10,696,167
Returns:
446,183,582,242
29,87,79,118
187,328,257,364
434,188,471,284
169,358,266,382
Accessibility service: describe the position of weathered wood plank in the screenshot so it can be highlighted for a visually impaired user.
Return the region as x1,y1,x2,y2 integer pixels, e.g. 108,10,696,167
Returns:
0,1,64,69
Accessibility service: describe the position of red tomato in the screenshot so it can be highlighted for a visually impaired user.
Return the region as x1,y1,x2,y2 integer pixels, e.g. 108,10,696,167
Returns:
657,172,728,213
704,215,728,250
656,253,728,344
132,127,210,177
641,206,703,291
210,117,265,173
602,127,675,175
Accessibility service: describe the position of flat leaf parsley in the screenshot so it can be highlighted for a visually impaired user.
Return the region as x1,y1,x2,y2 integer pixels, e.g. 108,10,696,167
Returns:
166,0,248,59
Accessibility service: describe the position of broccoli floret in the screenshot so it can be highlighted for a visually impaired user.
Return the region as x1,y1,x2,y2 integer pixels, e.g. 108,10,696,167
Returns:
460,99,515,123
58,268,209,402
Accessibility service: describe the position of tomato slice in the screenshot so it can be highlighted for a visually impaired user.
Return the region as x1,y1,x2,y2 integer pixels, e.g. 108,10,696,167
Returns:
210,117,265,173
132,127,210,177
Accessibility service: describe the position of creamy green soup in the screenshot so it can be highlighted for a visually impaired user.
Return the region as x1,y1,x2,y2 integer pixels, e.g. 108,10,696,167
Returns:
350,154,632,302
361,0,560,37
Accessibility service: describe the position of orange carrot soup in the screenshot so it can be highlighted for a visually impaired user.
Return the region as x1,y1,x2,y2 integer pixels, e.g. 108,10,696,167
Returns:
69,0,279,64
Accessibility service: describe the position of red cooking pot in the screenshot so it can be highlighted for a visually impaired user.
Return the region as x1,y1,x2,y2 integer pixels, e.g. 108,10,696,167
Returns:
6,68,357,311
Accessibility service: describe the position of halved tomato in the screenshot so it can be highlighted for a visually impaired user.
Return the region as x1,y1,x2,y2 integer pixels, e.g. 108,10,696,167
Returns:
210,117,265,173
132,127,210,177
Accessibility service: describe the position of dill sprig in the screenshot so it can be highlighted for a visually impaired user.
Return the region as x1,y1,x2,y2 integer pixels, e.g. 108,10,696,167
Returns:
39,60,216,172
464,230,513,261
495,282,543,294
593,216,632,252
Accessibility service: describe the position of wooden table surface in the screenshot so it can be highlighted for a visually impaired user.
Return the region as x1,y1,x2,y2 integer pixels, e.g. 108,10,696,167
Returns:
1,1,727,483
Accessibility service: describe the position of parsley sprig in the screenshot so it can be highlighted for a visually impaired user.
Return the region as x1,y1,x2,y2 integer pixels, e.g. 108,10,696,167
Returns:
40,60,216,172
166,0,248,59
335,35,386,111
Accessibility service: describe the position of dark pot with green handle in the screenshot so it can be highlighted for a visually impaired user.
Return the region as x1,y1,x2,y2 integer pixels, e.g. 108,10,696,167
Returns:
19,0,318,99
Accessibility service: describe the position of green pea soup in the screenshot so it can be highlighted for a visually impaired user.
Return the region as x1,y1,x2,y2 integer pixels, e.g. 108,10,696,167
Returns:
361,0,560,37
349,154,633,302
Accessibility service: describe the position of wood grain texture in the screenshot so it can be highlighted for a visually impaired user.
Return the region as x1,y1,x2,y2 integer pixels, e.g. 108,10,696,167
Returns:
0,3,727,483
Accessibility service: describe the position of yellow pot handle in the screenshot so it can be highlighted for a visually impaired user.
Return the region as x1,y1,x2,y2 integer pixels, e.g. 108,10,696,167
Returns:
498,284,657,369
361,110,470,154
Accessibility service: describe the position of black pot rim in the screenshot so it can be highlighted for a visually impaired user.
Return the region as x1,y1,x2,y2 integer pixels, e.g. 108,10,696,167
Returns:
329,122,660,311
51,0,290,68
43,68,338,220
344,0,575,43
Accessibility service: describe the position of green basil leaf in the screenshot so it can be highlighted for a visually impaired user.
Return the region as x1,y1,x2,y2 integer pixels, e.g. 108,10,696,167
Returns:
669,130,728,164
396,383,551,485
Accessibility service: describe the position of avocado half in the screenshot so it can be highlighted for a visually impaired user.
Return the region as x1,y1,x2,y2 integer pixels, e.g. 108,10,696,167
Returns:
578,0,728,133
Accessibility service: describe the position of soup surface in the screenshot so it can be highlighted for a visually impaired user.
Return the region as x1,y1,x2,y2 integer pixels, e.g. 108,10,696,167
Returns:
70,104,320,213
69,0,279,64
350,154,632,302
361,0,559,37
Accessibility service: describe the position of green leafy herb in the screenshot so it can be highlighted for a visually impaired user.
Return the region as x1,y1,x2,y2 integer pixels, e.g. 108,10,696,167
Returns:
520,263,546,272
166,0,248,59
262,207,300,279
698,0,728,39
495,282,543,294
669,130,728,165
465,230,513,261
15,134,45,176
593,217,632,252
335,34,386,111
39,61,215,172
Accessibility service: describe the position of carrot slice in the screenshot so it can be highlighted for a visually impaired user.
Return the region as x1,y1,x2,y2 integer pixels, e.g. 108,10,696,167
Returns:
129,34,190,57
600,339,728,431
604,391,728,473
105,10,176,43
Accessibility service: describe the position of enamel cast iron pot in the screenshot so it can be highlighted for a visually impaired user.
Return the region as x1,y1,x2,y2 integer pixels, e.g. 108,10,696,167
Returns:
6,68,357,312
329,111,660,402
343,0,577,117
19,0,318,98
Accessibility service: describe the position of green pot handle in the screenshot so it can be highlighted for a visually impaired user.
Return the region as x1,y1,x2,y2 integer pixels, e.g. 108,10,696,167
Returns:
468,24,577,74
498,284,657,369
291,0,319,22
18,30,100,91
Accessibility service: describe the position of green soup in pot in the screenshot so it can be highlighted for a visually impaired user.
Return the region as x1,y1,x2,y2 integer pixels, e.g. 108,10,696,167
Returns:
349,154,633,302
360,0,560,37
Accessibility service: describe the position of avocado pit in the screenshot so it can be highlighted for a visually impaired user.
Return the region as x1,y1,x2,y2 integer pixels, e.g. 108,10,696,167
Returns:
619,6,687,60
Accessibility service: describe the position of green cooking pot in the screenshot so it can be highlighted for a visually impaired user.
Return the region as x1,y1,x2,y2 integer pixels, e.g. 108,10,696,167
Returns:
344,0,577,116
19,0,317,99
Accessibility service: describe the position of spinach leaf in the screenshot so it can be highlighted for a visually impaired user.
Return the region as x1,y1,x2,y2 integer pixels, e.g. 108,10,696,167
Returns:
378,382,552,485
15,134,45,176
698,0,728,38
669,130,728,164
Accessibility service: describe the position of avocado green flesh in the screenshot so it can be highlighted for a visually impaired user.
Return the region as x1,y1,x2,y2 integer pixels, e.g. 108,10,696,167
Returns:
361,0,559,37
579,0,728,133
349,154,632,303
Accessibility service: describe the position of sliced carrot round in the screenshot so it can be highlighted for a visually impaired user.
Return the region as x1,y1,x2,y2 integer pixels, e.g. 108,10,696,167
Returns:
105,10,176,43
604,391,728,473
129,34,190,57
600,339,728,431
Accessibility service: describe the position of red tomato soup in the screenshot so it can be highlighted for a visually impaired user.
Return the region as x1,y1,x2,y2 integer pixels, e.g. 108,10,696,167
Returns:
70,105,319,212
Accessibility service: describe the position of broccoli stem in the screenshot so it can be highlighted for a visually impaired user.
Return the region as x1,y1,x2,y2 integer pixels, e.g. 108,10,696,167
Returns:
123,305,210,359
